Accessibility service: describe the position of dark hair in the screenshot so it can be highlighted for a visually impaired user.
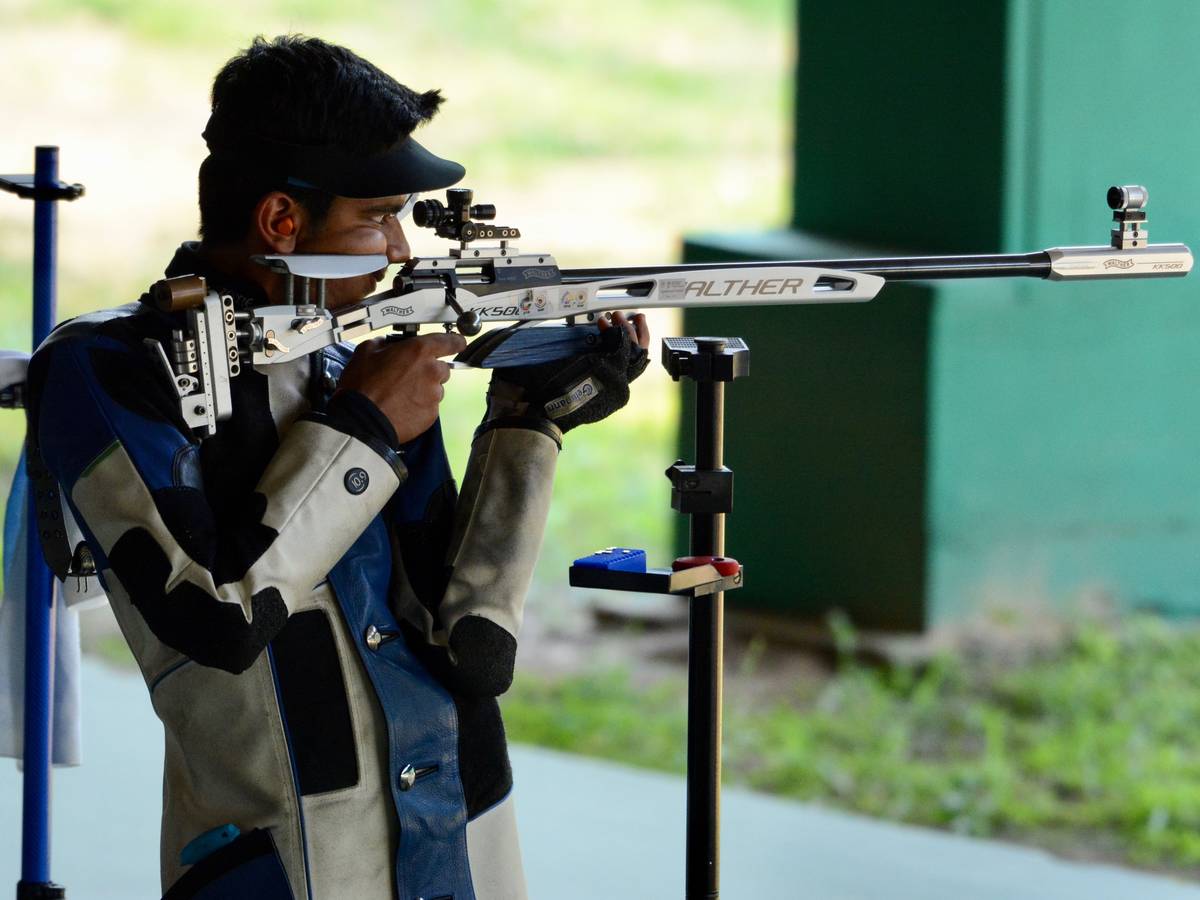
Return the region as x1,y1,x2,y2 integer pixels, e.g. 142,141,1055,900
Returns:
198,35,444,244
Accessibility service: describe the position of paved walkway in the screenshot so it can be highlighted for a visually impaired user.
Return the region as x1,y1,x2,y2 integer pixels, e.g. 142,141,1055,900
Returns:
3,659,1199,899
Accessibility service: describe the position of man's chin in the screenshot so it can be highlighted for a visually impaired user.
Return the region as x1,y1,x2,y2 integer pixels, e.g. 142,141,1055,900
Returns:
323,276,378,310
363,273,387,299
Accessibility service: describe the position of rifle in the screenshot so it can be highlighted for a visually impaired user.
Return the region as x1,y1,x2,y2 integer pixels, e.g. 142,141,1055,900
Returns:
145,184,1192,437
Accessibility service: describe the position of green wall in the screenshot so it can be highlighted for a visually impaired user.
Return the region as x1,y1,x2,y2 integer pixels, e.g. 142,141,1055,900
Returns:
930,2,1200,621
683,1,1200,628
792,4,1008,251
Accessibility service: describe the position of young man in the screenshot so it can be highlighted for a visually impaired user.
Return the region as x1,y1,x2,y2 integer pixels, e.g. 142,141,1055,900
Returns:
28,36,648,899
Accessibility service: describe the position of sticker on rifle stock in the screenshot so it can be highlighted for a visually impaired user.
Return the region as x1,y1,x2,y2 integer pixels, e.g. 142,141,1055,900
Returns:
561,289,587,310
659,278,687,301
545,377,601,419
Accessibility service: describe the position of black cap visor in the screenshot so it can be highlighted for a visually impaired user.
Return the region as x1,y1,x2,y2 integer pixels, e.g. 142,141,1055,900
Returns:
204,121,465,198
283,136,465,198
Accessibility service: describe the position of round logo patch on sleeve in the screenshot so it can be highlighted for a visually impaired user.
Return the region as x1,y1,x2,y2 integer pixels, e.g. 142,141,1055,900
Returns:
344,468,370,495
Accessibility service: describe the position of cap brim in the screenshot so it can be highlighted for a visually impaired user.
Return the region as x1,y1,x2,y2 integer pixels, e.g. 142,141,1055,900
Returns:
282,136,465,198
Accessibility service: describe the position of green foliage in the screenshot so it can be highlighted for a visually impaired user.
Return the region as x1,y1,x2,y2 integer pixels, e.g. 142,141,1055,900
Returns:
503,668,688,771
30,0,229,44
27,0,792,65
502,614,1200,874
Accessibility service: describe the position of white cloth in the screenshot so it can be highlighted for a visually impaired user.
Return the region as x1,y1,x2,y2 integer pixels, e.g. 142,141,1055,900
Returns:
0,453,83,767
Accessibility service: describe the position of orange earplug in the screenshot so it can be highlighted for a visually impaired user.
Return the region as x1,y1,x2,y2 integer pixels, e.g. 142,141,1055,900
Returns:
277,217,296,236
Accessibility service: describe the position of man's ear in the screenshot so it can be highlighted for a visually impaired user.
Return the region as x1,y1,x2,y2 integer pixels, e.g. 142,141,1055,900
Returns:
254,191,305,252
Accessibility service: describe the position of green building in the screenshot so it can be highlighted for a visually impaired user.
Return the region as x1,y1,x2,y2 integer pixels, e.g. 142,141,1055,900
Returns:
682,2,1200,629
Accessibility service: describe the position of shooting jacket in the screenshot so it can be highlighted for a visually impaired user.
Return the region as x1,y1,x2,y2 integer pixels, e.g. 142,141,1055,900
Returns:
28,244,556,900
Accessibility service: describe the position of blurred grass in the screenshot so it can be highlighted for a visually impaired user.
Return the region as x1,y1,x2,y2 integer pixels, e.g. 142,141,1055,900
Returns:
0,0,793,572
503,613,1200,875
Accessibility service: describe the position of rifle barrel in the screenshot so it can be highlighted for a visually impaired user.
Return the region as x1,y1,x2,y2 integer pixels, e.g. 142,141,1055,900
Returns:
561,251,1052,283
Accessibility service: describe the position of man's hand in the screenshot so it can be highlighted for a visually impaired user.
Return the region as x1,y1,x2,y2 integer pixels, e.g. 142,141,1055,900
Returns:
480,311,651,441
596,310,650,352
336,332,467,444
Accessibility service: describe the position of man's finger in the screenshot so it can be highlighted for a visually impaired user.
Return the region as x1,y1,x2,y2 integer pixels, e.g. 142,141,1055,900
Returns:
632,313,650,349
418,332,469,357
436,360,452,384
608,311,640,345
355,336,386,354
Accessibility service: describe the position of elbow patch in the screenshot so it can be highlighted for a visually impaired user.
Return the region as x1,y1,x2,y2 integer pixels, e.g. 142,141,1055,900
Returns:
447,615,518,697
109,526,287,673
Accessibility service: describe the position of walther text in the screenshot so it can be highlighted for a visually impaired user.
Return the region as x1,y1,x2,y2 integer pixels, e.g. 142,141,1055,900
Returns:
685,277,806,298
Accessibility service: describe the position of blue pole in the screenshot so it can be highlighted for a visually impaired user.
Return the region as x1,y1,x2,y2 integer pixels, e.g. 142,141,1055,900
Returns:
20,145,60,888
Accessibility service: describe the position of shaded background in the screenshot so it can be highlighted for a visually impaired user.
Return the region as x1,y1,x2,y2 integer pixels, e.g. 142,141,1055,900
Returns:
7,0,1200,892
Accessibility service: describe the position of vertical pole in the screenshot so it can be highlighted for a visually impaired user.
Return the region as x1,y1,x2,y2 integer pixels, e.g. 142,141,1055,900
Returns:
20,145,60,893
686,350,725,900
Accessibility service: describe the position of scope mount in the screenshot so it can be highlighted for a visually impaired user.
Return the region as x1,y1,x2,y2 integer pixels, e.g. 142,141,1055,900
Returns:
413,187,521,256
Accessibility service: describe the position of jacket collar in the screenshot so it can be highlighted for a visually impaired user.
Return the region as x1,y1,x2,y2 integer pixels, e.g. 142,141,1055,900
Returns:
163,242,269,308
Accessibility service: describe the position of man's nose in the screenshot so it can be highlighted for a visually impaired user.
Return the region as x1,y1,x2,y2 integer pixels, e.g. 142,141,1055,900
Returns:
385,221,410,264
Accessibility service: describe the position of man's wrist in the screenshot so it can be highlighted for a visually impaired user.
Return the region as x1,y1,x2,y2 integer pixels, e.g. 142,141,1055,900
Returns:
474,414,562,450
327,389,401,450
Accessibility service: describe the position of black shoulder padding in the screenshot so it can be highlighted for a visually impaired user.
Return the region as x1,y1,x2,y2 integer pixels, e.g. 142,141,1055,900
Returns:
87,344,188,432
24,306,173,470
110,526,288,674
447,615,517,697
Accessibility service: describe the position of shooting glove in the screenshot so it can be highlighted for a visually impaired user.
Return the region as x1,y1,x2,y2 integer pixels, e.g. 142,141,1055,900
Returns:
477,322,649,444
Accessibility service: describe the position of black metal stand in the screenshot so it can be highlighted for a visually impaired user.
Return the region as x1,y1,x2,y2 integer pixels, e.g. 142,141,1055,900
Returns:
569,335,749,899
668,337,747,900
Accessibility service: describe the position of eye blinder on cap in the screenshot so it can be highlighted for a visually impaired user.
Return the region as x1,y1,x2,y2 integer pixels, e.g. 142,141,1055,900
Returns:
202,118,466,199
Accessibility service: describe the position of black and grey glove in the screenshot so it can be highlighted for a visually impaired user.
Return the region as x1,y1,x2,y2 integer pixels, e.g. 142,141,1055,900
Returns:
475,322,649,445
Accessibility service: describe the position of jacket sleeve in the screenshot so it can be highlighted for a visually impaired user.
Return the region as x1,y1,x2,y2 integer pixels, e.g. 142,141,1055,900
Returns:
31,331,405,674
392,424,559,697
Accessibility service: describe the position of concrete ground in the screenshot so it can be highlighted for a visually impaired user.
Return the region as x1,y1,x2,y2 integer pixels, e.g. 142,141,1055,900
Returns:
3,659,1199,900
